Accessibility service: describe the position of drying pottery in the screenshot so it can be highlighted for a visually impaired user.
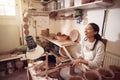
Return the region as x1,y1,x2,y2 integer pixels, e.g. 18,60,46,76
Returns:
23,17,28,23
23,24,29,29
15,61,24,70
98,68,114,80
41,28,49,37
24,29,29,35
109,65,120,80
69,29,80,42
84,70,102,80
56,35,68,42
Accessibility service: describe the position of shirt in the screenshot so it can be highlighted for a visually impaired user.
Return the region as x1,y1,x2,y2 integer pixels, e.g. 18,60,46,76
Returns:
80,39,105,69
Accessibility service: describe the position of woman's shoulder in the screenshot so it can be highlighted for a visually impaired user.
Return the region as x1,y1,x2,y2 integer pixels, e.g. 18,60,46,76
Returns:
97,40,105,47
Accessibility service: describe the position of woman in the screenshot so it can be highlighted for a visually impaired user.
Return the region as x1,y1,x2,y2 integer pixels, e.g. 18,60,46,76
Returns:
60,23,105,80
72,23,105,70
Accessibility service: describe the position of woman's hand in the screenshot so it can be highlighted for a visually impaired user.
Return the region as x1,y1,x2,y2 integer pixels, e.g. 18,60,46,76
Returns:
72,58,81,66
72,57,84,66
72,56,88,66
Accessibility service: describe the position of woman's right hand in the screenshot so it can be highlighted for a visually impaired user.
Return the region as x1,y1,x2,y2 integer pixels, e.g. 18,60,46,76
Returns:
72,56,84,66
72,58,80,66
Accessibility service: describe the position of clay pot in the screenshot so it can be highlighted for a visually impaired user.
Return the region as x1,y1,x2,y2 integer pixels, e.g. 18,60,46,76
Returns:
49,12,58,19
56,35,68,42
69,29,80,42
109,65,120,80
23,17,28,23
98,68,114,80
41,28,49,37
70,76,84,80
15,61,24,70
23,24,29,29
85,0,95,3
84,70,102,80
24,29,29,35
48,69,60,79
7,62,15,74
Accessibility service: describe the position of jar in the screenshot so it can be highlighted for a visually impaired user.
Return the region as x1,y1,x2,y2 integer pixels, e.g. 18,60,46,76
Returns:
15,61,24,70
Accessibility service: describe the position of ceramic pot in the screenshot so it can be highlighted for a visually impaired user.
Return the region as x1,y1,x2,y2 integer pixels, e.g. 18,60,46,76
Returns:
23,17,28,23
15,61,24,70
7,62,15,74
69,29,80,42
23,24,29,29
109,65,120,80
84,70,102,80
98,68,114,80
56,35,68,42
70,76,84,80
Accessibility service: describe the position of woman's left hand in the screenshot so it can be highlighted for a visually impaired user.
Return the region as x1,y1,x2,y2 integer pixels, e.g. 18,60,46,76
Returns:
72,58,81,66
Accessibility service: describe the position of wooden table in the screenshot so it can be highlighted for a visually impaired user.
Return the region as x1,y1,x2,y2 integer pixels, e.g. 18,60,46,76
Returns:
0,54,26,62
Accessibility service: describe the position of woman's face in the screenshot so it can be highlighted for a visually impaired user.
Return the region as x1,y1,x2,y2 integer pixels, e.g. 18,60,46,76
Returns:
85,24,97,38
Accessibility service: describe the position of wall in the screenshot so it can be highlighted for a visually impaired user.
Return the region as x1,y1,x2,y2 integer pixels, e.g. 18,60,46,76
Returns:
49,0,120,56
105,0,120,56
13,0,119,57
1,0,118,57
0,0,22,53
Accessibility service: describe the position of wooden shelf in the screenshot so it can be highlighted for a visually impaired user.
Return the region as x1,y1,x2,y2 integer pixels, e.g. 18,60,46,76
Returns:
0,54,26,62
50,1,112,13
41,36,78,47
26,0,112,15
26,9,50,16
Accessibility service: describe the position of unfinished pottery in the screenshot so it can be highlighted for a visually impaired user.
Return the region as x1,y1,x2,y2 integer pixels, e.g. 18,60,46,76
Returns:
84,70,102,80
69,29,80,42
109,65,120,80
98,68,114,80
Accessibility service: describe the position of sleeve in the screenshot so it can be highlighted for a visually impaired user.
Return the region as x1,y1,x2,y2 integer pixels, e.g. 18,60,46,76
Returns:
88,42,105,68
79,40,84,57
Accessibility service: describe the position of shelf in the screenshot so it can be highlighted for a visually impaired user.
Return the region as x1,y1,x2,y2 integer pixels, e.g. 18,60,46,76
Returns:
26,0,112,15
26,9,50,16
42,36,78,47
41,35,77,60
49,1,112,13
0,54,26,62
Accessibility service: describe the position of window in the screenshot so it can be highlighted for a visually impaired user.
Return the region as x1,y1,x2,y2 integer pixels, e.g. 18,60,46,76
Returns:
0,0,16,16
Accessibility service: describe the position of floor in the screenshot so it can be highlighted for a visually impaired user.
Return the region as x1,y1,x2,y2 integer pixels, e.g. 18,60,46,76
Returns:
0,55,62,80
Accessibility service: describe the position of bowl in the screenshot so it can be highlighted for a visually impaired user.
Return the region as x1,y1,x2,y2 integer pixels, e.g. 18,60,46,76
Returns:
56,35,68,42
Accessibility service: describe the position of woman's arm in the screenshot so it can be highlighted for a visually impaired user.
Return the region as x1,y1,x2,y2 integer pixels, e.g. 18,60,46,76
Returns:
72,41,105,69
87,43,105,68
